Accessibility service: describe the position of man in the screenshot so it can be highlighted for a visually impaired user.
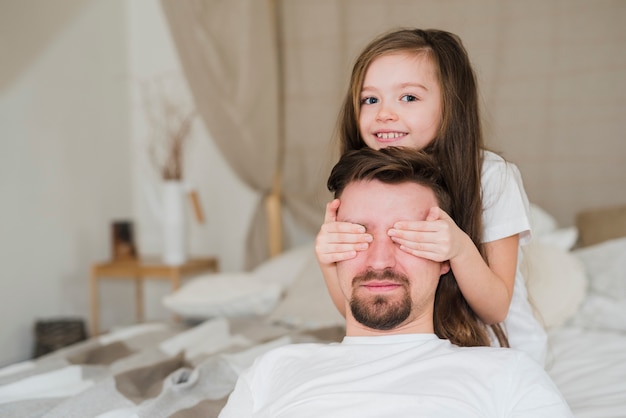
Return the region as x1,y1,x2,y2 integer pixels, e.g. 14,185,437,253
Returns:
219,147,572,417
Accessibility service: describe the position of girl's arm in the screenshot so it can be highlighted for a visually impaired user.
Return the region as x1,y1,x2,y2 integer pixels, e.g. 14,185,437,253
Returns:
451,232,518,325
389,206,516,324
315,199,372,317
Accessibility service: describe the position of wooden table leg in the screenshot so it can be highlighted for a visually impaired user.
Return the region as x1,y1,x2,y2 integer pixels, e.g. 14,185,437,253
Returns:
172,270,181,322
172,270,181,292
135,275,143,323
90,267,100,336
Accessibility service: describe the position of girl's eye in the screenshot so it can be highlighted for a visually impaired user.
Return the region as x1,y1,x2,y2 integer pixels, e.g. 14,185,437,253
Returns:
361,97,378,105
401,94,419,102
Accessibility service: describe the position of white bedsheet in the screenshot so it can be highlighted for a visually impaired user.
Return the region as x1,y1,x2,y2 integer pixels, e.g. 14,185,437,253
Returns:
547,326,626,417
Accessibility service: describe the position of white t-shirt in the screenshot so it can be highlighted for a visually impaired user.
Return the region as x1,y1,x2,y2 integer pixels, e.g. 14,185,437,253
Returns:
219,334,572,418
481,151,547,364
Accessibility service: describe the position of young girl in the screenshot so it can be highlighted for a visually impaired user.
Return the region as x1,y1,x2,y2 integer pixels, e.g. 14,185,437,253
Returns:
315,28,547,364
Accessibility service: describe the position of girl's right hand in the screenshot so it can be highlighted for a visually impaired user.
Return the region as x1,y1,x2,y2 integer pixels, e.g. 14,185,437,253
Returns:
315,199,372,265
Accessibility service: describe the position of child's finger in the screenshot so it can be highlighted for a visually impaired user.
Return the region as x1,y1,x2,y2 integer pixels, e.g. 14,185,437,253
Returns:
390,236,434,252
426,206,440,221
398,245,446,262
321,221,367,235
319,230,372,246
433,207,454,222
392,220,434,232
323,199,341,223
318,250,359,264
319,241,369,254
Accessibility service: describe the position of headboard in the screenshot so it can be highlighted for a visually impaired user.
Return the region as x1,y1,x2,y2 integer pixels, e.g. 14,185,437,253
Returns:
576,204,626,247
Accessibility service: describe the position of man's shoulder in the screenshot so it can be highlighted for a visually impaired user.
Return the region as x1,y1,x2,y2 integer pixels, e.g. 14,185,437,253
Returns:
256,342,333,363
448,345,544,372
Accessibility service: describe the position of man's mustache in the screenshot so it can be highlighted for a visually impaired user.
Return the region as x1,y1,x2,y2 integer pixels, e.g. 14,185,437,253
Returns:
352,268,410,286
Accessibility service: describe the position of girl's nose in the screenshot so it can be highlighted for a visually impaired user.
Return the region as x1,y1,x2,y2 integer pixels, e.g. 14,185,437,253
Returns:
365,235,396,271
376,102,398,122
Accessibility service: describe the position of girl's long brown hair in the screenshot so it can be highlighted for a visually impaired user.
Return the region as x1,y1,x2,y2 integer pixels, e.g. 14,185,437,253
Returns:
336,28,508,347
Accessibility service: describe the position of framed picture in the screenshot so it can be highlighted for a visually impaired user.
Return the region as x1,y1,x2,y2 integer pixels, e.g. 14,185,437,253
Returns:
111,220,137,260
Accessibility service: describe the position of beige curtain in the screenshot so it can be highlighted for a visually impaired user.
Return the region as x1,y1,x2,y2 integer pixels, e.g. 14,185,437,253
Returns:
160,0,343,267
160,0,283,267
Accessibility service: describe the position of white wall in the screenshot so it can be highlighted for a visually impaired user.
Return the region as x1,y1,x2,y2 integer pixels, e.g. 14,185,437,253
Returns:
0,0,262,367
0,0,132,366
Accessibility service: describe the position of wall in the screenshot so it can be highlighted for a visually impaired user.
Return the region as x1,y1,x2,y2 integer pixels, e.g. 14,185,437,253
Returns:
475,1,626,225
0,0,303,367
281,0,626,228
0,0,132,366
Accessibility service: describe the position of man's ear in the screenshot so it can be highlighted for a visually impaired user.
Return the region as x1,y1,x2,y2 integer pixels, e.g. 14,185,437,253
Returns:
439,260,451,276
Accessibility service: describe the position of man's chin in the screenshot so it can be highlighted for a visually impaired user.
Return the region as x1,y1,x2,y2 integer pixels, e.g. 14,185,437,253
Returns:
350,294,411,331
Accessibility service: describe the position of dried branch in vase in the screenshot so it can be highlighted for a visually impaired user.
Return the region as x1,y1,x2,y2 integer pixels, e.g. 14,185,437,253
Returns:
140,75,197,181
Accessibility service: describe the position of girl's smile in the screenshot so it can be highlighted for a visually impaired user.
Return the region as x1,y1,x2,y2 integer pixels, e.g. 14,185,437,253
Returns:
375,131,408,141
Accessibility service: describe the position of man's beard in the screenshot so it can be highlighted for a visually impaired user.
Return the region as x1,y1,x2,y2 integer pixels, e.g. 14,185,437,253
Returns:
350,268,412,330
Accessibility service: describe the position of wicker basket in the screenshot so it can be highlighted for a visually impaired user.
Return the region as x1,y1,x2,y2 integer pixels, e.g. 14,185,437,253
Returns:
33,318,87,358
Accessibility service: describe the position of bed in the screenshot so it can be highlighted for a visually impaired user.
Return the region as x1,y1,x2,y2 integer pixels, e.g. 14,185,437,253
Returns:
1,204,625,417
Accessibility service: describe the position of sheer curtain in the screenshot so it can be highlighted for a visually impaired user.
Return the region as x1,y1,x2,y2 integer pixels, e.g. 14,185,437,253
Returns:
160,0,283,267
160,0,343,267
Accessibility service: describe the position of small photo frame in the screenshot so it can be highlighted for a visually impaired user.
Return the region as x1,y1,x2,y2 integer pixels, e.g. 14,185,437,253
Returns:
111,220,137,260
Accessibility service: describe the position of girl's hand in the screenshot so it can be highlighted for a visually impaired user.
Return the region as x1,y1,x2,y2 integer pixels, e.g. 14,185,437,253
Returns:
315,199,372,265
388,206,465,262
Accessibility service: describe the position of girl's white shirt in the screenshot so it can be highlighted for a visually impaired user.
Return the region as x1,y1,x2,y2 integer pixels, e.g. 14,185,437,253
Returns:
481,150,547,364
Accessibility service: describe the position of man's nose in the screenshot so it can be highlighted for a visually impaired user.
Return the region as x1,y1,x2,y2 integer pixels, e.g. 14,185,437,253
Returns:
365,235,396,270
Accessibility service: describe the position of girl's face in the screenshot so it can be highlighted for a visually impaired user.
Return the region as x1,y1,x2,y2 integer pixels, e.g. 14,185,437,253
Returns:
358,52,442,151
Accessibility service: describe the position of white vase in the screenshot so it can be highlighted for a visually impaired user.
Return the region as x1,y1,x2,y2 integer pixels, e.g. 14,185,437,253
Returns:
162,181,187,265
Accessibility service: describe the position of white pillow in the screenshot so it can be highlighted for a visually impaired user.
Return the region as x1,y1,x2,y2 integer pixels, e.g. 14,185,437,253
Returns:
529,203,559,236
162,244,314,319
521,240,587,329
254,243,314,287
572,237,626,299
536,226,579,251
163,272,283,319
267,252,344,329
529,203,579,250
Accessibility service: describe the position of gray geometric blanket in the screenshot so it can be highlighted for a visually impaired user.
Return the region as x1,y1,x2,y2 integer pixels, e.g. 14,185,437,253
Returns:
0,318,344,417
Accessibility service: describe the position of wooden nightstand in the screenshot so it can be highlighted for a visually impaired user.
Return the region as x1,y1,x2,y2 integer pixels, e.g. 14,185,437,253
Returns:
89,256,219,335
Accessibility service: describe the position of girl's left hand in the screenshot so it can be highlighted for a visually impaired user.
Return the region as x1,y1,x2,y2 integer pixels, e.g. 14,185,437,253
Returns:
388,206,465,262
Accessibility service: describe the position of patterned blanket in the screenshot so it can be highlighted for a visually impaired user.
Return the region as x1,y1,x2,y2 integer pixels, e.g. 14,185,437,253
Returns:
0,318,344,417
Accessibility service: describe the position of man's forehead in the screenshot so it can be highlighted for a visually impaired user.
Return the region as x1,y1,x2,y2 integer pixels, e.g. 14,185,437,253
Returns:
337,180,435,225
